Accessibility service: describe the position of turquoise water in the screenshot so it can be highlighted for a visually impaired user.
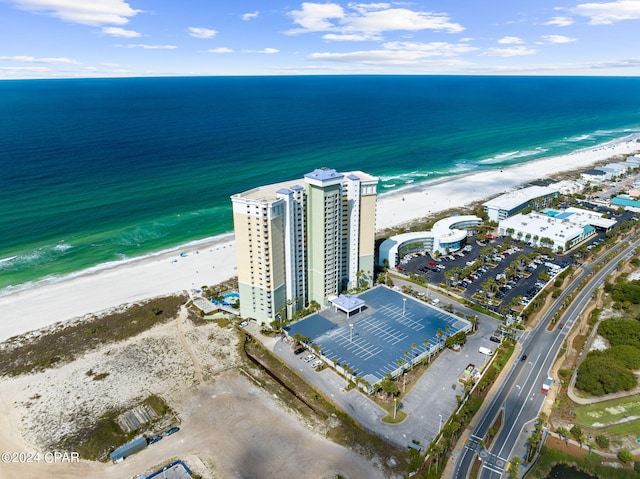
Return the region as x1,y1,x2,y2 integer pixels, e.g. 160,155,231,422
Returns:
2,76,640,294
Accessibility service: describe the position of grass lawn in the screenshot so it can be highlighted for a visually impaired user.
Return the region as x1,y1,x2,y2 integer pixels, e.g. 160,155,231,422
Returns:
574,395,640,428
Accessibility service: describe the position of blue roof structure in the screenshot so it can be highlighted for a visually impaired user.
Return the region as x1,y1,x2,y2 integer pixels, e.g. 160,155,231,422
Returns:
330,294,365,315
110,436,147,462
285,286,471,386
304,167,343,181
556,212,574,219
611,195,640,208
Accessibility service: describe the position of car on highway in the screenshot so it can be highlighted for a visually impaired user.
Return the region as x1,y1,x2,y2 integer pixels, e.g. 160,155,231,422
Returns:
164,426,180,436
558,323,565,329
520,354,527,362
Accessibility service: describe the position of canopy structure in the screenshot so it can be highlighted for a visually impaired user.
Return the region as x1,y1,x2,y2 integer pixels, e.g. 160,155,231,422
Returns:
330,294,365,317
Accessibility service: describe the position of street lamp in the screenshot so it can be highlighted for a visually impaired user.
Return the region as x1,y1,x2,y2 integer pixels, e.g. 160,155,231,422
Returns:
394,397,398,419
402,298,406,317
438,414,443,434
403,372,407,393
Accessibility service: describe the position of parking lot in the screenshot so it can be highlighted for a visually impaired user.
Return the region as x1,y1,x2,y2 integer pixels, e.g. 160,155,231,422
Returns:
286,285,471,386
398,226,617,316
275,287,501,449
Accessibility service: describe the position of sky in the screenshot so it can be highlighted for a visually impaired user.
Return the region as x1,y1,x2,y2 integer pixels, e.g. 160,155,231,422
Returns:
1,0,640,79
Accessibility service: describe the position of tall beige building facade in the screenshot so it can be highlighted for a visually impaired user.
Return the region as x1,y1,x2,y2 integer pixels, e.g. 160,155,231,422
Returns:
231,168,378,325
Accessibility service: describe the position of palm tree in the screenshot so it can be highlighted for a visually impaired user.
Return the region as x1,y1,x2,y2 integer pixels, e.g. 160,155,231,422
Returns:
423,338,430,362
470,315,479,332
437,328,444,345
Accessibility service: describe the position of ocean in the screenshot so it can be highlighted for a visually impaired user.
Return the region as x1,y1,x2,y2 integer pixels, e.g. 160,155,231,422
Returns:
2,75,640,294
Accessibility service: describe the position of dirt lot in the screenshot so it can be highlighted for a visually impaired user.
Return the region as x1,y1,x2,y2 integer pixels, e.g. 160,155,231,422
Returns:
0,307,388,479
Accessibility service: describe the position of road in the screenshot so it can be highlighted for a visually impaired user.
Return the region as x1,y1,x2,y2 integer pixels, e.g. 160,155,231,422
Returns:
452,234,640,479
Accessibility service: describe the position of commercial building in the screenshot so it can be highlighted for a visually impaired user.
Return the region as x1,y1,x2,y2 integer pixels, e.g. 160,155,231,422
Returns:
378,215,482,267
231,168,378,325
496,206,616,252
483,185,558,222
611,194,640,211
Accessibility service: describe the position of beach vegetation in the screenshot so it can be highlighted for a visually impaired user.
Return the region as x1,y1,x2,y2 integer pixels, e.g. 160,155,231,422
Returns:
0,294,187,377
58,394,174,461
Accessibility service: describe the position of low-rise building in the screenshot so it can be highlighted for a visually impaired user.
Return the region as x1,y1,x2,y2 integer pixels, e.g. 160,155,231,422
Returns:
483,185,558,222
581,168,608,184
548,179,584,195
378,215,482,267
498,209,601,252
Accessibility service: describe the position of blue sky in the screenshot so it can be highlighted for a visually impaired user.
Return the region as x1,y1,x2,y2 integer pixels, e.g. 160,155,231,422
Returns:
1,0,640,78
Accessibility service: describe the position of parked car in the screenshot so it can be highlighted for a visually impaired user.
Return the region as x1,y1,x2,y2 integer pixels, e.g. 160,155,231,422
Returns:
147,435,162,445
165,426,180,436
304,354,316,362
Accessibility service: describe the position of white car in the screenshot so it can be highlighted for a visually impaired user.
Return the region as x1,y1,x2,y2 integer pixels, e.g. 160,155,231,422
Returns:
311,360,323,368
303,354,316,362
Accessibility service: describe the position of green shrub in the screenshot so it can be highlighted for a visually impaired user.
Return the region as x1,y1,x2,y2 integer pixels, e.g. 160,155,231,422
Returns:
618,449,634,463
575,353,638,395
595,435,609,449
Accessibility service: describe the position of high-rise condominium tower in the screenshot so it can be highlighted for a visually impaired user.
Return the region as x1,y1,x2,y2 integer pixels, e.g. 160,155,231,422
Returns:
231,168,378,325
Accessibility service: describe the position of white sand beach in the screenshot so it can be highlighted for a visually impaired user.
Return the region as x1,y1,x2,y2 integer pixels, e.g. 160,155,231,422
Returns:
1,137,639,342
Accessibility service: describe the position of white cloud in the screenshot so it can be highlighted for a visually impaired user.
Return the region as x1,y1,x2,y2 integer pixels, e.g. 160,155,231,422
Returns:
573,0,640,24
544,16,574,26
348,2,391,14
383,41,478,56
481,46,537,57
287,2,464,37
498,36,524,44
188,27,218,39
116,44,177,49
322,33,382,41
307,41,476,66
0,55,81,64
101,26,140,37
308,49,470,66
208,47,234,53
246,48,279,54
345,8,465,34
10,0,141,26
541,34,577,43
289,2,345,32
242,11,259,21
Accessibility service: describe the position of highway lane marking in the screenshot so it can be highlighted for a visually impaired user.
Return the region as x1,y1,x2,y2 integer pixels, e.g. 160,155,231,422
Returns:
482,462,505,475
518,352,540,397
496,296,589,459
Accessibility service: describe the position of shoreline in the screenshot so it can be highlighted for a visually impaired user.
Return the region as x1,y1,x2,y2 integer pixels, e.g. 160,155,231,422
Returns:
1,135,639,342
